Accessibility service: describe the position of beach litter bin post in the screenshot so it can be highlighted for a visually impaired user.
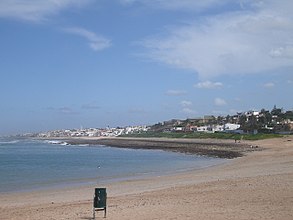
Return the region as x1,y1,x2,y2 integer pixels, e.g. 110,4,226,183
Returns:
93,188,107,218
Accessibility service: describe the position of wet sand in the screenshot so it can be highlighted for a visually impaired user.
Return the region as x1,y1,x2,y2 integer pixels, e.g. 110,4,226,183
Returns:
0,137,292,220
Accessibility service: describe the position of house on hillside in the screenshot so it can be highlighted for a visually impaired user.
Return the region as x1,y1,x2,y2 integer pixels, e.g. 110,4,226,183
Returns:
224,123,241,131
245,110,260,118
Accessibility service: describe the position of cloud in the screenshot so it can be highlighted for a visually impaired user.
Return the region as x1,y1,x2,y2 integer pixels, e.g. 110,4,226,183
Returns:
195,81,223,89
140,0,293,79
59,107,77,114
63,27,111,51
181,100,192,107
214,98,227,106
165,90,187,96
180,100,196,114
182,107,196,114
0,0,91,22
120,0,233,11
81,103,100,110
263,82,275,88
270,45,293,59
47,106,79,115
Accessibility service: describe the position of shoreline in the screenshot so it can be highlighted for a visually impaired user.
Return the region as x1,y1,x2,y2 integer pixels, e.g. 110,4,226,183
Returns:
54,136,258,159
1,137,292,219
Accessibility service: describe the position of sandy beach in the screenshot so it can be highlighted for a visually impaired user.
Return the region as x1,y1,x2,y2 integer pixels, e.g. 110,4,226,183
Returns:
1,137,292,220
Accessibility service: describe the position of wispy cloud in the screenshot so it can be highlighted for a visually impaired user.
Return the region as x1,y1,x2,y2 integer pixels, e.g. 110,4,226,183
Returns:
180,100,196,114
270,46,293,59
263,82,275,88
165,90,187,96
234,97,241,102
181,100,192,107
120,0,233,11
59,107,78,114
195,81,223,89
47,106,79,115
63,27,111,51
140,0,293,79
182,108,196,114
0,0,91,22
214,98,227,106
81,103,100,110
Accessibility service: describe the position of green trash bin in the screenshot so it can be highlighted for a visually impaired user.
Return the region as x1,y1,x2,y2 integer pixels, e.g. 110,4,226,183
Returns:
93,188,107,218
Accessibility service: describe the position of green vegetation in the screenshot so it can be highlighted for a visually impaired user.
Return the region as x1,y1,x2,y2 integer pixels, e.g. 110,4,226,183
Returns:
120,131,284,140
120,105,292,141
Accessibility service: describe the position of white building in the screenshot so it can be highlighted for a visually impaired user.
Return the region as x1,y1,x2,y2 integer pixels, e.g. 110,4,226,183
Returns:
195,123,240,133
245,110,260,117
224,123,241,131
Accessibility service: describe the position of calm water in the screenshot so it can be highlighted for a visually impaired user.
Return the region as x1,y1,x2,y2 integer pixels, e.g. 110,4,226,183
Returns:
0,138,225,193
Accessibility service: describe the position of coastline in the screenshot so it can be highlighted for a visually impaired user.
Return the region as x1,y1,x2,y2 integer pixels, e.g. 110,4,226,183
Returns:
1,137,292,219
58,136,257,159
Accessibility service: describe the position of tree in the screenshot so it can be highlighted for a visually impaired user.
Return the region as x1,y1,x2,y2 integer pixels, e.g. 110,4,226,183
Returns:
217,116,224,124
247,115,260,131
258,114,267,125
225,115,231,123
259,108,271,125
239,114,247,127
284,111,293,120
271,105,283,116
265,111,272,124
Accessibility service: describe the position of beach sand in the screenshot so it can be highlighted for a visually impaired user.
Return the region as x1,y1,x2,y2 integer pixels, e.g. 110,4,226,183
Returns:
1,137,292,220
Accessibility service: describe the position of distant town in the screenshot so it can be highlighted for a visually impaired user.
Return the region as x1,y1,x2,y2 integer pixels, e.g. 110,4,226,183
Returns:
151,105,293,135
21,106,293,138
34,125,149,138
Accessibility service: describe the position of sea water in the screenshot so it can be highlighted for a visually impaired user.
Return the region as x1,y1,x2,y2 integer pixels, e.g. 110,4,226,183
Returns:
0,137,225,193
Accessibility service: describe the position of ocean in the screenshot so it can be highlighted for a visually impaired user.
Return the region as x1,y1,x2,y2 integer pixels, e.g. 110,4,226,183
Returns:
0,137,225,193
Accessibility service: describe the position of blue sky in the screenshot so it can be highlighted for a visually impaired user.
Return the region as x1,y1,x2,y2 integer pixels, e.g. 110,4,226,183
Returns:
0,0,292,135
